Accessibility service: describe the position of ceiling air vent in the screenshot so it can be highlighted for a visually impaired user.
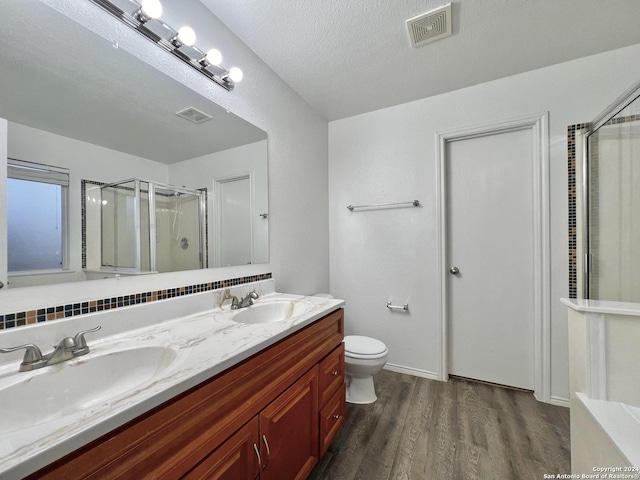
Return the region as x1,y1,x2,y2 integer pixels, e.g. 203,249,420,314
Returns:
406,3,452,48
176,107,213,124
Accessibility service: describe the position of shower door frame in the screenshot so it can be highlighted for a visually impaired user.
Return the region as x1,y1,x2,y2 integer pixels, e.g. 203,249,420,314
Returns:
580,80,640,299
149,182,208,273
99,178,207,273
99,178,143,272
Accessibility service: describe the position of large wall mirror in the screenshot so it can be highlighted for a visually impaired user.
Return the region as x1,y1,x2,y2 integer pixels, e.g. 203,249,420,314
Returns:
0,0,268,288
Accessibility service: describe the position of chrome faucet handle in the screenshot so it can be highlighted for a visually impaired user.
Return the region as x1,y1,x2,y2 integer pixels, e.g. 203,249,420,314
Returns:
0,344,45,371
220,288,239,309
73,326,102,356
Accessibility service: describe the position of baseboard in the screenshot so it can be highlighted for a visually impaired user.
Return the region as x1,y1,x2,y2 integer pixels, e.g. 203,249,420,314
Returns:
550,395,571,408
381,365,569,408
383,363,441,381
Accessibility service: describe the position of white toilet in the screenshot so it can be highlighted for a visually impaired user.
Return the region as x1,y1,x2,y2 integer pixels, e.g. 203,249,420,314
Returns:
344,335,388,404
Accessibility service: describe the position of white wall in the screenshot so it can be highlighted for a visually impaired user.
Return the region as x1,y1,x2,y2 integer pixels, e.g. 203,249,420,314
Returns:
328,43,640,402
0,0,328,312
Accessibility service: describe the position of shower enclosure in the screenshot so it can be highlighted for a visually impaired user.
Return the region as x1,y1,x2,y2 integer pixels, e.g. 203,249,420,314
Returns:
581,82,640,301
100,179,207,273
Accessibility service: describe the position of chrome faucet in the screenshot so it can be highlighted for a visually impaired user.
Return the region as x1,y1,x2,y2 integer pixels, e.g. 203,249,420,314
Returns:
0,326,101,372
46,336,78,365
220,289,259,309
236,290,259,309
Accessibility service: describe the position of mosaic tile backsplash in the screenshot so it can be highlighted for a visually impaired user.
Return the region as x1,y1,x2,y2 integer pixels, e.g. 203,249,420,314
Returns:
0,273,272,330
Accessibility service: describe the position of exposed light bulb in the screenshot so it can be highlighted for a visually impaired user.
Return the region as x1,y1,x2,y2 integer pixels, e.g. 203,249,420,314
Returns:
140,0,162,20
176,26,196,47
228,67,243,83
205,48,223,66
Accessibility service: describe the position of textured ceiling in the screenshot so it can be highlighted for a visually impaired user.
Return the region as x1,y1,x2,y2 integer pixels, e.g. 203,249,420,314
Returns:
200,0,640,120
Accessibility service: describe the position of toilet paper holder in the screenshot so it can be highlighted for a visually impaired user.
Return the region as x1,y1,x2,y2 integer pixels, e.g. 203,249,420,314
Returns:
386,301,409,311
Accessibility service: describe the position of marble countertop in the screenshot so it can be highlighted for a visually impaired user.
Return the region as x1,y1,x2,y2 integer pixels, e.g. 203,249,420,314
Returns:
0,292,344,479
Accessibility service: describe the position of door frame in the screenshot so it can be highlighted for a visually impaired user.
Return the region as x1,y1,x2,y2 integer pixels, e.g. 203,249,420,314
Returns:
435,112,551,403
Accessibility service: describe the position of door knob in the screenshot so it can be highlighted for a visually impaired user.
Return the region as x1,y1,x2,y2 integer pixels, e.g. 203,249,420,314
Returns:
449,266,460,275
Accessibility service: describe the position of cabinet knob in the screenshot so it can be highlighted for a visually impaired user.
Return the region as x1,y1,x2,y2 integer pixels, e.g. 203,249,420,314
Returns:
331,370,339,376
333,414,340,420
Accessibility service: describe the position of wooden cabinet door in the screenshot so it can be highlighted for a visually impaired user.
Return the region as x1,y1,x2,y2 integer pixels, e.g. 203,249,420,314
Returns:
184,417,260,480
259,367,319,480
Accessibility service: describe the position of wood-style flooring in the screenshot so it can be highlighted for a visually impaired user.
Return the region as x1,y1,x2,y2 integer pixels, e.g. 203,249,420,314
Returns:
310,370,570,480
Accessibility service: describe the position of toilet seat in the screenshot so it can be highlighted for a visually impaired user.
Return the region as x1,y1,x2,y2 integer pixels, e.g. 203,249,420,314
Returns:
344,335,388,360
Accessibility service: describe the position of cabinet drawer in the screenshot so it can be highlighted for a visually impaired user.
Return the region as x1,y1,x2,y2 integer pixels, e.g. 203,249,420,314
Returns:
318,343,344,406
319,382,346,457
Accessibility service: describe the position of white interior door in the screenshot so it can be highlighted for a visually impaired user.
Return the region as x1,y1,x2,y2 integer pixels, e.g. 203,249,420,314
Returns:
446,128,535,390
218,176,252,266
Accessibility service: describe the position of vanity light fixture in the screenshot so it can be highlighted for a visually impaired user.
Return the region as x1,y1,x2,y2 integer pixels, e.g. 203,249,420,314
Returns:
225,67,244,83
87,0,243,91
134,0,162,23
171,26,196,48
199,48,223,68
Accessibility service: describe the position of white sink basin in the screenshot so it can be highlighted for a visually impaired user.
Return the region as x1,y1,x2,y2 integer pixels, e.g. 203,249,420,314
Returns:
0,346,177,433
232,300,312,324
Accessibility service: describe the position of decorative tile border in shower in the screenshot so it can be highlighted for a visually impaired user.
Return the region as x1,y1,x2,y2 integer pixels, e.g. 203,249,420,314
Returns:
604,113,640,125
0,273,272,330
567,123,590,299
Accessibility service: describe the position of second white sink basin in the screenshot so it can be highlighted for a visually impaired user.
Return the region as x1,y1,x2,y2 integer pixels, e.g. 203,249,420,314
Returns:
231,300,312,324
1,346,177,433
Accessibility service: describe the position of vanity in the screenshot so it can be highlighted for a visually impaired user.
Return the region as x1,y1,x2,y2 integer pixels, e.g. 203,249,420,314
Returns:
0,280,346,479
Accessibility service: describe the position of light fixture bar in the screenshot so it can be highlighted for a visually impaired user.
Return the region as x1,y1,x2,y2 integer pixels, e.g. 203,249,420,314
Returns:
86,0,241,91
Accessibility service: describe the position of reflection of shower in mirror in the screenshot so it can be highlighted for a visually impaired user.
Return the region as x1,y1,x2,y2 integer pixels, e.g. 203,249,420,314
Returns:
172,191,183,242
89,178,206,274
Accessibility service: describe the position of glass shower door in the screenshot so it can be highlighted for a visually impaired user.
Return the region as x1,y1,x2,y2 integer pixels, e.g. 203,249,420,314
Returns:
99,179,206,273
586,92,640,301
101,179,150,270
153,186,205,272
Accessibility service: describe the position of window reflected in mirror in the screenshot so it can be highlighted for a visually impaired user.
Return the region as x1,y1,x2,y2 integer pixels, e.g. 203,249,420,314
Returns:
7,160,69,273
